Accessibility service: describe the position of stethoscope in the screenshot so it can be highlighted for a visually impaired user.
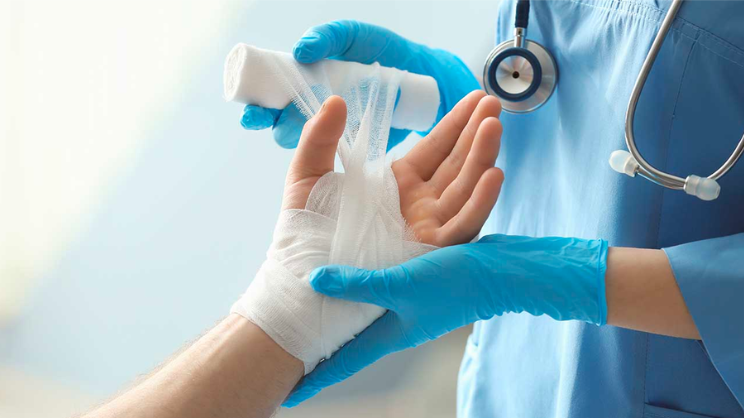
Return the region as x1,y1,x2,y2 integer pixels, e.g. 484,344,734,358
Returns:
483,0,744,201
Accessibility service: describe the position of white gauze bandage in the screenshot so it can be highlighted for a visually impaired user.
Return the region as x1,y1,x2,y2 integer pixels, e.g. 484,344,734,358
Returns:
224,44,440,132
225,44,438,373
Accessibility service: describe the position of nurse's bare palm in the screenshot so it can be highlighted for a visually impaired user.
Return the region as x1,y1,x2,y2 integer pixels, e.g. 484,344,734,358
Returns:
284,91,504,247
393,91,504,246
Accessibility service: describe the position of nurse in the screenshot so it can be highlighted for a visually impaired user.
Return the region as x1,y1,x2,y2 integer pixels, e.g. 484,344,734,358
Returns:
242,2,744,417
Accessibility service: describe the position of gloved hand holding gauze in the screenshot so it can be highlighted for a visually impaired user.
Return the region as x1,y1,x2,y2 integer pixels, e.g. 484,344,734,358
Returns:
225,44,438,373
224,44,440,132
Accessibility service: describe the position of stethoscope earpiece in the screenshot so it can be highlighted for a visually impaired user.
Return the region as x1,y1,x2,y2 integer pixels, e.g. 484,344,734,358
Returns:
609,0,741,201
609,150,721,201
491,0,741,200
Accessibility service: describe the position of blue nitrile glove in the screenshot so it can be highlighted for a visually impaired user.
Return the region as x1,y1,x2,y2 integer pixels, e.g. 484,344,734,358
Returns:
283,234,608,407
241,20,480,150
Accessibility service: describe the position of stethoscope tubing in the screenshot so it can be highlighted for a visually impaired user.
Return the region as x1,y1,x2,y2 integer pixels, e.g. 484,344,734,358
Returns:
486,0,744,199
626,0,744,190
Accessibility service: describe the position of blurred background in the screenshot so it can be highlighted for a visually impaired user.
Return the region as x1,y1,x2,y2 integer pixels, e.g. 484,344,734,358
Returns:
0,1,501,416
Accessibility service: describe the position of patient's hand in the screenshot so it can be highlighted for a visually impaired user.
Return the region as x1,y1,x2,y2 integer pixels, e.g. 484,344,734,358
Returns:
393,90,503,245
282,90,503,246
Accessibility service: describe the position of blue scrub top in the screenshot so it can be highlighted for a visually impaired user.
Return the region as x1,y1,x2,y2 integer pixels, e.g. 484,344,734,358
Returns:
457,1,744,417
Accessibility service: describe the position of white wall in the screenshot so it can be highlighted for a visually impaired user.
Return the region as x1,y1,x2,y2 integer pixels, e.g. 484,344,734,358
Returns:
0,1,501,416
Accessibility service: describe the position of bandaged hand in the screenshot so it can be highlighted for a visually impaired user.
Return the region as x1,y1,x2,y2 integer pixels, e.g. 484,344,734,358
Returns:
232,90,503,374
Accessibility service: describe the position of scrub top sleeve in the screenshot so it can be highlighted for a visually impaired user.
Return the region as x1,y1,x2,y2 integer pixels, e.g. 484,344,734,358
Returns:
663,233,744,408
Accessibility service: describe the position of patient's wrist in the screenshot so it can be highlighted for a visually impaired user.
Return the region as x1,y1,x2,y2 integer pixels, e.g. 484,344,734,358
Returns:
228,314,304,387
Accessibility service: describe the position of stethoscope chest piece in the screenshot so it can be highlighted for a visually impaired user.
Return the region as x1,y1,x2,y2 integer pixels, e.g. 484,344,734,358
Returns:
484,38,557,113
487,0,742,199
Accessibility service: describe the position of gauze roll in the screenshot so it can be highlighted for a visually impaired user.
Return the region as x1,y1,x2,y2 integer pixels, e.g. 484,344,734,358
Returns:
224,44,441,132
227,45,437,373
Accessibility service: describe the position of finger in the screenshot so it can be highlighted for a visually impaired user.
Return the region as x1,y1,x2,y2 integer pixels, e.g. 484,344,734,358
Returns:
241,105,281,130
293,20,407,66
436,167,504,245
429,95,502,190
282,311,407,408
286,96,346,184
403,90,486,180
309,265,398,310
272,103,305,149
437,117,502,221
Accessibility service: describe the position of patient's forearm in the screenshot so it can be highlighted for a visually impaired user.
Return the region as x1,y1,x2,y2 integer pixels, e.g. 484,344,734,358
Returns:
84,314,303,418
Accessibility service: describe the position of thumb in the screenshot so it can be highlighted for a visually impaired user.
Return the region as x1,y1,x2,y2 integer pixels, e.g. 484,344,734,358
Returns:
286,95,346,184
309,265,398,310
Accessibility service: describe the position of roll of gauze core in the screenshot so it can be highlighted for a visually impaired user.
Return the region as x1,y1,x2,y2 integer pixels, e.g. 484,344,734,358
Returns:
224,43,441,132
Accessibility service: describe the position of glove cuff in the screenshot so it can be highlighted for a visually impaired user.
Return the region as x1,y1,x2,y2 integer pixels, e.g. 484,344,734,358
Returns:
595,240,609,326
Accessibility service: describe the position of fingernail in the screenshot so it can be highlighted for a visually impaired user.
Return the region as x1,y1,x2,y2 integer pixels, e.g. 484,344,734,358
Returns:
305,101,327,127
309,267,343,295
294,34,322,62
299,33,322,43
293,47,311,63
240,113,252,129
240,107,253,128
